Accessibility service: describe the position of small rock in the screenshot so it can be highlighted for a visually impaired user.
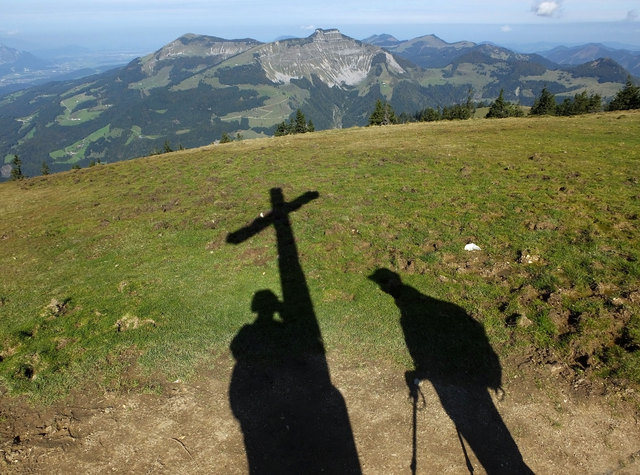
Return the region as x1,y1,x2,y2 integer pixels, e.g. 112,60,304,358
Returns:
517,250,540,264
41,298,67,318
114,313,156,332
549,363,564,374
464,243,481,251
517,315,533,328
611,297,625,307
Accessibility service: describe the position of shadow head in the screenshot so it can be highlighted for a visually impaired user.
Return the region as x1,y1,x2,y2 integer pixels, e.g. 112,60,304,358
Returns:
251,290,282,323
368,268,403,295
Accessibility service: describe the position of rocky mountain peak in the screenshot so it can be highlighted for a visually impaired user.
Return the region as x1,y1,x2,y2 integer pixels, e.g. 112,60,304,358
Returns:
310,28,345,42
140,34,261,74
258,29,406,88
0,44,21,64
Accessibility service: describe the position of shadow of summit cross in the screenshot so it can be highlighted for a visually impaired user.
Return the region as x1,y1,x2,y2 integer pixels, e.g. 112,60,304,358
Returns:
369,269,533,474
226,188,361,474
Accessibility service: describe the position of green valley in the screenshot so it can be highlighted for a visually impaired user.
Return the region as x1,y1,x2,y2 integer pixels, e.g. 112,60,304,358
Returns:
0,30,636,178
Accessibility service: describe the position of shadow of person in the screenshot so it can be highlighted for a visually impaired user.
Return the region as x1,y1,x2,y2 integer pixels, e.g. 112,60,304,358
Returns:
227,189,361,474
369,269,533,474
229,289,361,474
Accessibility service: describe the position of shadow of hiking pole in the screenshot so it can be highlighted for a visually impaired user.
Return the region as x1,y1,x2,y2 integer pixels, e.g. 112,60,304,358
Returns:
406,372,426,475
369,268,533,474
226,188,361,474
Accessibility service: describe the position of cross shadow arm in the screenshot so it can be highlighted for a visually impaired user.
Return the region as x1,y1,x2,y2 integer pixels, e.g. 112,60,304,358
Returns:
282,190,319,212
226,190,319,245
226,214,274,245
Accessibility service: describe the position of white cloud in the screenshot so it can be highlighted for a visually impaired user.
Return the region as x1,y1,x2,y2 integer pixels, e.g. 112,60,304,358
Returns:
533,1,561,17
1,29,20,36
300,25,317,31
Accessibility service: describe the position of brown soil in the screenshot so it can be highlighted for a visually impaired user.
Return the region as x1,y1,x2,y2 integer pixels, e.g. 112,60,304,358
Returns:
1,351,639,474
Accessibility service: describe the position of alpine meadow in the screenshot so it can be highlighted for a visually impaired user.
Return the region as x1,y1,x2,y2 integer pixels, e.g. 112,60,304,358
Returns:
1,109,640,472
2,19,640,473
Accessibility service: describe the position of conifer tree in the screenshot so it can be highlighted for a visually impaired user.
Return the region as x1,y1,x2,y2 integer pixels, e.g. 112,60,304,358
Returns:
274,110,314,136
10,155,24,181
485,90,523,118
556,91,602,116
369,99,397,125
41,161,50,176
418,107,440,122
382,102,397,125
530,87,557,116
294,109,307,133
486,90,507,118
275,121,290,136
368,99,385,125
608,76,640,111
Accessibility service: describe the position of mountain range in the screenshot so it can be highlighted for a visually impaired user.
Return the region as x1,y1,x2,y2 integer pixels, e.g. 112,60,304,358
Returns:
1,28,637,178
0,44,48,75
0,44,130,97
537,43,640,76
364,34,640,76
0,44,50,95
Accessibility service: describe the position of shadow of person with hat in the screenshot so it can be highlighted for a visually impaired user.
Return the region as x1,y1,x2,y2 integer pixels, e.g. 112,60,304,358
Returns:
369,268,532,474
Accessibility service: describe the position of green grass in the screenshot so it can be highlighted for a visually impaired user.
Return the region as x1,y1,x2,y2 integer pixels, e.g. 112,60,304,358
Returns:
1,111,639,403
57,109,105,126
18,127,37,145
56,93,106,126
49,125,112,163
220,84,309,127
130,66,172,91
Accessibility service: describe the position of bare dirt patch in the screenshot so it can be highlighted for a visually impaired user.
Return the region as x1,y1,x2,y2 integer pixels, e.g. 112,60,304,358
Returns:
1,351,639,474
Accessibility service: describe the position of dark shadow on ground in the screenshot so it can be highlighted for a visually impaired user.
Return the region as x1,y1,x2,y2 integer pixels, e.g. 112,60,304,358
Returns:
369,269,533,475
226,188,361,474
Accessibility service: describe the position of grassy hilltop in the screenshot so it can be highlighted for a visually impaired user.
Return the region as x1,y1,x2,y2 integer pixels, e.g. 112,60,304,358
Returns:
1,111,639,403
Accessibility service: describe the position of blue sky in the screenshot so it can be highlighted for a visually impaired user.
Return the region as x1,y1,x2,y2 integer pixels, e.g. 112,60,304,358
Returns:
2,1,640,53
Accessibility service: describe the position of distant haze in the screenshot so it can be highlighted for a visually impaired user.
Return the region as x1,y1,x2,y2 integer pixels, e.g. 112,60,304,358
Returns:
2,1,640,54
